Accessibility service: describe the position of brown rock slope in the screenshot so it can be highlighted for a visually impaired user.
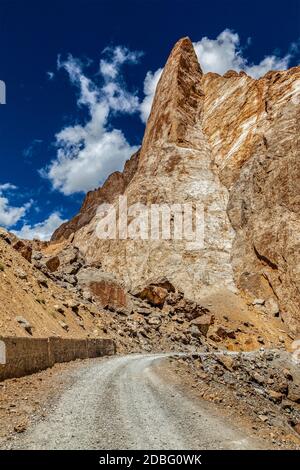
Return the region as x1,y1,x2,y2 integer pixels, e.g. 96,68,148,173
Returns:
1,229,289,353
51,37,300,335
0,232,110,340
52,151,140,242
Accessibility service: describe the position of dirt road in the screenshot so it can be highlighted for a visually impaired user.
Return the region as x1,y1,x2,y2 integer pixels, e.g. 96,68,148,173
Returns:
9,353,266,450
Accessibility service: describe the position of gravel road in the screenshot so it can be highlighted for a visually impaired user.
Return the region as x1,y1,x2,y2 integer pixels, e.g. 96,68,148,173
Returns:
11,353,265,450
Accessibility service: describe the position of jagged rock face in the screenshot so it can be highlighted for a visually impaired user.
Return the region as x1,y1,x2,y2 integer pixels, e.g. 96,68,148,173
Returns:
66,38,236,301
199,66,300,333
52,151,139,241
208,68,300,334
52,38,300,333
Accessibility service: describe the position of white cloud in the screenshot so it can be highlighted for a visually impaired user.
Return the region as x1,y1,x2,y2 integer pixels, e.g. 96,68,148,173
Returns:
244,55,291,79
23,139,43,160
41,47,141,195
193,30,244,75
0,183,17,191
140,68,163,123
0,185,64,240
193,29,292,77
100,45,142,80
47,71,55,80
0,197,28,227
0,184,32,228
13,212,67,241
140,29,298,123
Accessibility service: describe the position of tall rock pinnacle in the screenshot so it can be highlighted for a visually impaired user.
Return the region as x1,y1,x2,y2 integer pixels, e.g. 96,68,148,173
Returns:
141,37,204,157
68,36,237,301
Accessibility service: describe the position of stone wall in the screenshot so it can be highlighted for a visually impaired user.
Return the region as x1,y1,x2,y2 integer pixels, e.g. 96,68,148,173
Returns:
0,336,115,381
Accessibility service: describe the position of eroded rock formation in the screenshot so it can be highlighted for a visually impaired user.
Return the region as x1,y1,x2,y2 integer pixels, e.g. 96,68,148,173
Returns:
51,37,300,334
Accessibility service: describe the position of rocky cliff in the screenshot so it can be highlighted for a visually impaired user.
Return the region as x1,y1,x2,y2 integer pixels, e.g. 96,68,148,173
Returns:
51,37,300,335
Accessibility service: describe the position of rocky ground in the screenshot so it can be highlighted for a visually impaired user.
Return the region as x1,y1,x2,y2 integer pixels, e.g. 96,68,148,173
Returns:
0,358,91,445
1,226,292,355
169,350,300,448
0,230,107,340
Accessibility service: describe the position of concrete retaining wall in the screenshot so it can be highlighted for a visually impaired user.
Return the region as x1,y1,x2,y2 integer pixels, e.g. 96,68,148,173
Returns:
0,336,116,381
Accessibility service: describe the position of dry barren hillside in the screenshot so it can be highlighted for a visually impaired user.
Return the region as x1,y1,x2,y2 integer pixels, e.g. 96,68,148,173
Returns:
0,227,293,354
0,230,106,339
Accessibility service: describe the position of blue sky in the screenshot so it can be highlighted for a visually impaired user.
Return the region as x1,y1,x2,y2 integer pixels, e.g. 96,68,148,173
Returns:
0,0,299,239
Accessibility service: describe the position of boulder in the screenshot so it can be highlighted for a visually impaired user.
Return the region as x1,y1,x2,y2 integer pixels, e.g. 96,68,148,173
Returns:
208,333,221,343
147,316,162,326
37,274,48,288
189,324,202,338
77,267,129,310
264,297,280,316
287,381,300,403
258,414,269,423
136,285,169,308
0,228,13,244
58,246,81,265
173,297,210,321
45,256,60,272
81,289,93,302
62,274,77,285
14,421,27,433
215,326,236,340
32,251,42,261
216,354,235,371
294,423,300,436
64,299,80,310
54,304,65,314
267,389,284,403
134,279,175,308
135,306,153,316
251,371,265,385
13,240,32,263
166,291,184,306
15,268,27,280
15,316,32,334
64,262,82,275
190,313,214,336
58,320,69,331
283,369,293,381
252,298,265,306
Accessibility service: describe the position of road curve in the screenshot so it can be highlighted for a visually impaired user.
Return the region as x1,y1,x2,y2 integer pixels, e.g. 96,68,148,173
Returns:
11,353,265,450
